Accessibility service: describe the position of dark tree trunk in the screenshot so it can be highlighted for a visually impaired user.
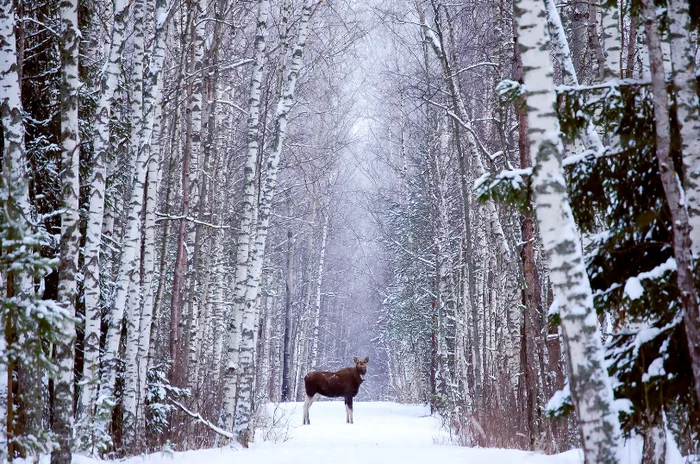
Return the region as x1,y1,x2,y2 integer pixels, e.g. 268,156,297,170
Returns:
642,0,700,407
282,228,294,401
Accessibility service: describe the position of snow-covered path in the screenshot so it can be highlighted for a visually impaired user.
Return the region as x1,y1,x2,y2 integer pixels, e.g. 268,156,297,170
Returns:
90,402,584,464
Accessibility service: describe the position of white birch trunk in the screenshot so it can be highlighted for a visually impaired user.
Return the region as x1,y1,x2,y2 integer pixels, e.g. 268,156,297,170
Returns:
118,0,149,447
0,1,32,456
188,0,206,217
309,213,330,369
418,10,510,260
134,0,171,433
77,0,131,452
184,0,207,386
516,0,623,461
233,0,316,444
54,0,81,461
601,1,621,78
218,0,270,433
667,0,700,256
544,0,604,153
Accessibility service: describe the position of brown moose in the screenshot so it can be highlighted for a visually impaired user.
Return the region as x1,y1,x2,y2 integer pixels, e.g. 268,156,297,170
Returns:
303,356,369,425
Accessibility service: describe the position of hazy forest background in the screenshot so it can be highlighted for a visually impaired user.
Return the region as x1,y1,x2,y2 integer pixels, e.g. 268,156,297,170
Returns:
1,0,700,462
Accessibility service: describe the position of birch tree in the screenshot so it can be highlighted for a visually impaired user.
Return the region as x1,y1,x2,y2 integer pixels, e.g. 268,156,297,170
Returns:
53,0,81,461
77,0,132,452
667,0,700,257
233,0,318,445
515,0,623,461
218,0,271,434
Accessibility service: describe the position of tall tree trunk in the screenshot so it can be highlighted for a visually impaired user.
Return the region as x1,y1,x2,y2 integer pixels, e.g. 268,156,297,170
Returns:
0,1,33,458
77,0,131,453
218,0,270,434
515,0,623,462
281,228,295,401
667,0,700,257
233,0,317,444
601,1,621,78
544,0,603,152
53,0,81,461
588,0,605,81
641,0,700,407
121,0,149,448
185,0,209,391
170,6,195,387
309,213,329,369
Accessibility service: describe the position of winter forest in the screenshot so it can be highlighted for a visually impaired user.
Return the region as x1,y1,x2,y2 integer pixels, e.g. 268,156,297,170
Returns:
1,0,700,461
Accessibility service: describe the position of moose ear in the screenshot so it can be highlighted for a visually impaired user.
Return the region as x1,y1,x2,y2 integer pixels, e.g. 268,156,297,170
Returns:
364,356,369,363
353,357,359,363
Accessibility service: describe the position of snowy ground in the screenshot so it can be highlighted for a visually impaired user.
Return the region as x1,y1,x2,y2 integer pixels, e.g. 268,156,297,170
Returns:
75,402,587,464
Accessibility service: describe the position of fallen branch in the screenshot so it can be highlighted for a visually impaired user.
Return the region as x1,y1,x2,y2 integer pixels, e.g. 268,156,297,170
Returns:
156,212,232,229
170,399,235,440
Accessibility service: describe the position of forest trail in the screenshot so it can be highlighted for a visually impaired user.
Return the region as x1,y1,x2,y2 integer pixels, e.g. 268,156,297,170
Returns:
83,403,583,464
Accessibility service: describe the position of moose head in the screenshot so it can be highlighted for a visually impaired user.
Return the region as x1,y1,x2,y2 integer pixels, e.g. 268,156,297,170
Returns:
353,356,369,380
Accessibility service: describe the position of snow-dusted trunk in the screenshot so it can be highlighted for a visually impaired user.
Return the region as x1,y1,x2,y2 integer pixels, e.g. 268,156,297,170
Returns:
170,7,196,387
281,227,295,401
642,0,700,407
136,153,159,425
418,7,510,260
109,0,149,448
77,0,131,452
588,1,605,81
515,0,623,462
188,0,206,214
309,213,329,369
417,8,487,396
184,0,209,388
601,1,621,78
218,0,270,433
667,0,700,257
544,0,603,152
133,0,170,433
233,0,316,445
53,0,81,461
0,0,31,456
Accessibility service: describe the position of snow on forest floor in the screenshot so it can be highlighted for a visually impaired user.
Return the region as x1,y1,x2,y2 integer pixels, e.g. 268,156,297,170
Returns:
74,402,588,464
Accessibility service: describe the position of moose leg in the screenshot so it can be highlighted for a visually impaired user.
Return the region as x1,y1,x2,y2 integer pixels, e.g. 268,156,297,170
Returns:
345,396,354,424
303,394,316,425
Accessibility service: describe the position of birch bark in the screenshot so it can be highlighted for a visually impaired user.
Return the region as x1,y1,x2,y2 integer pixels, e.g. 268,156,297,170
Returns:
53,0,81,461
309,213,329,369
641,0,700,407
218,0,270,433
0,1,32,457
133,0,171,434
281,227,295,400
667,0,700,257
78,0,131,451
544,0,603,152
515,0,623,461
107,0,149,447
233,0,317,444
184,0,208,388
601,1,621,78
418,2,510,260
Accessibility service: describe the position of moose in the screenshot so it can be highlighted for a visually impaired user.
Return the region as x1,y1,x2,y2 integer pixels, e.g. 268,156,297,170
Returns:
303,356,369,425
